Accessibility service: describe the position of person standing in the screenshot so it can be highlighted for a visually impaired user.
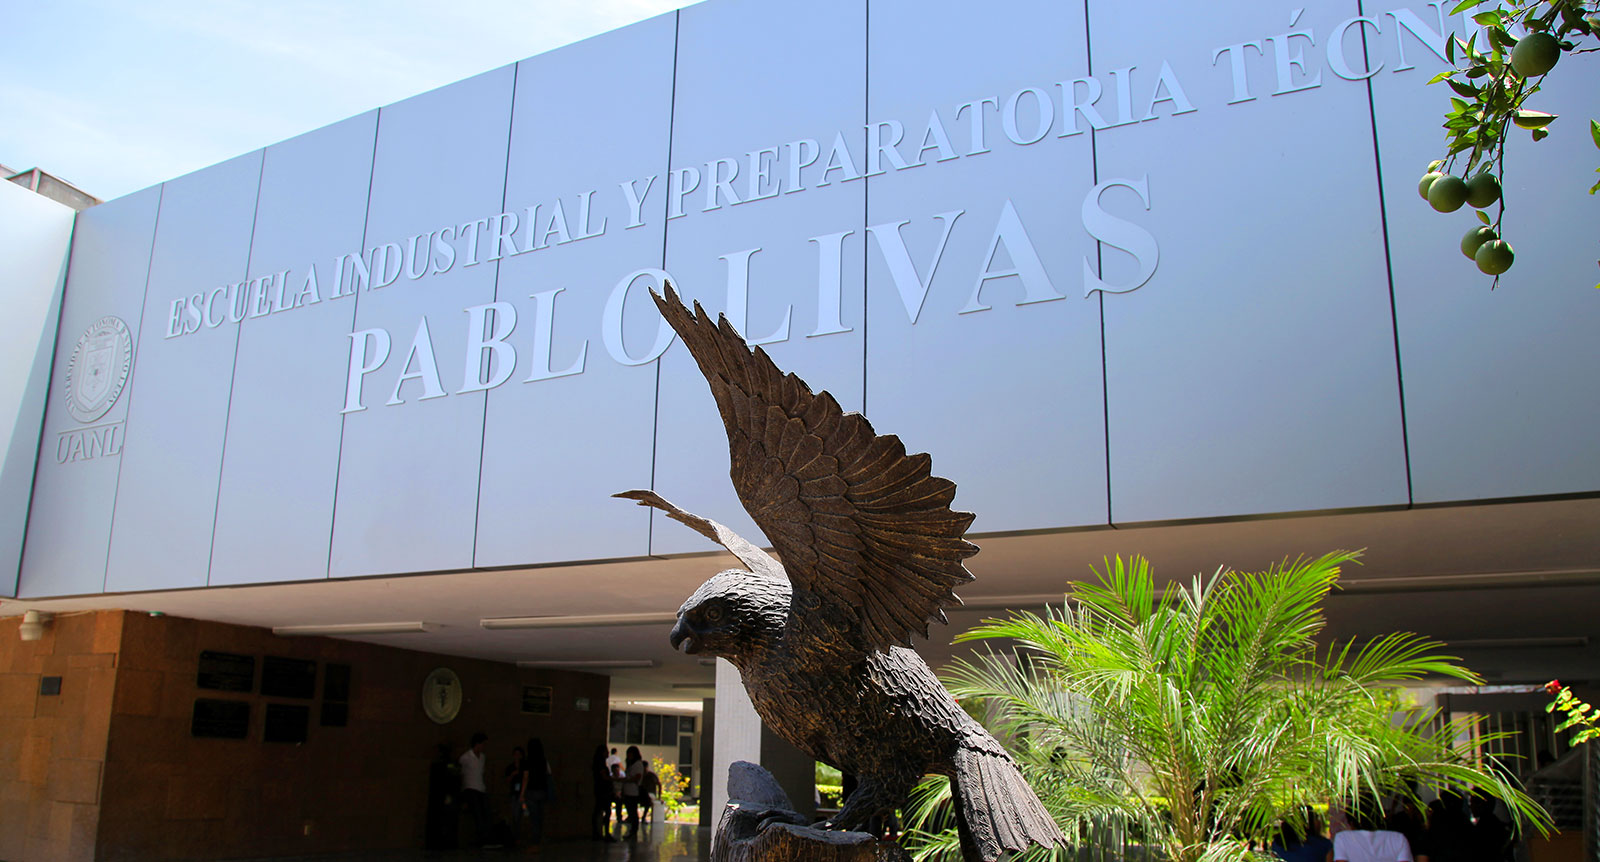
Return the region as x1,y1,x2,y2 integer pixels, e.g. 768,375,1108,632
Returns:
609,751,626,832
1333,801,1413,862
524,738,552,850
622,746,645,840
592,744,618,841
503,746,527,848
459,732,493,848
1272,810,1334,862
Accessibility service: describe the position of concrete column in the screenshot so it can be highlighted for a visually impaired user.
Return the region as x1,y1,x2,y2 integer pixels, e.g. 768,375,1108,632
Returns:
709,659,815,828
699,696,716,829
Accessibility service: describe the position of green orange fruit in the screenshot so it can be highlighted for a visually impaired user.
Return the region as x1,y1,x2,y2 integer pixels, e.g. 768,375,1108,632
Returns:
1461,226,1497,260
1427,174,1469,212
1465,173,1501,208
1511,32,1560,77
1475,239,1515,275
1419,171,1444,201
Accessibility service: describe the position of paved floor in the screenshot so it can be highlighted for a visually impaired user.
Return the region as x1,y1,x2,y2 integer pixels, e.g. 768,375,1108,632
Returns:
230,824,709,862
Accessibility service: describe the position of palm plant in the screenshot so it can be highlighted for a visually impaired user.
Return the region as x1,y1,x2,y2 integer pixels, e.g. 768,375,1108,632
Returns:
903,551,1550,862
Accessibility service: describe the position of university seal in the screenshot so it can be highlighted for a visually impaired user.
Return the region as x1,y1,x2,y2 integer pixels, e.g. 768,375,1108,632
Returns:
65,316,132,423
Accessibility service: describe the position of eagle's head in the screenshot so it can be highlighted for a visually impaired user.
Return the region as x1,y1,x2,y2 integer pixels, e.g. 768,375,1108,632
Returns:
669,570,790,661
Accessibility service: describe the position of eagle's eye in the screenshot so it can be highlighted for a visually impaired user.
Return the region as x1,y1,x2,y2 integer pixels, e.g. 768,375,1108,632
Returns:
702,602,727,624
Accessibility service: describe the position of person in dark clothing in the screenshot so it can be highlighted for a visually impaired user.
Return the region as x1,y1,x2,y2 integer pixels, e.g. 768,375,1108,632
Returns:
1429,790,1472,862
592,744,618,841
1468,793,1511,862
622,746,645,840
425,743,460,850
1386,795,1431,862
504,746,527,848
524,738,552,848
1271,809,1333,862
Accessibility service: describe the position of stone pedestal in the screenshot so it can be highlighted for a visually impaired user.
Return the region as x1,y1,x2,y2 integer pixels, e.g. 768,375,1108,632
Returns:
711,761,908,862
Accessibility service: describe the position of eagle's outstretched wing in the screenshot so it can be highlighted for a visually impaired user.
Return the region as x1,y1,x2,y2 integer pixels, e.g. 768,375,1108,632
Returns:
636,282,976,654
614,489,784,581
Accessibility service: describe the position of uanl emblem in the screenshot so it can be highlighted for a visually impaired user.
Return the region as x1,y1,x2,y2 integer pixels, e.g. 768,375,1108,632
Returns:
65,316,132,424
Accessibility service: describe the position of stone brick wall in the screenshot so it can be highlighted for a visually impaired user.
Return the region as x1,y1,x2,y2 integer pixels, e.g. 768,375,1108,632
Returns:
0,610,122,862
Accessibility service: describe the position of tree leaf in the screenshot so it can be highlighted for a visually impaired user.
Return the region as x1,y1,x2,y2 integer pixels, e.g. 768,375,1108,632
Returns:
1532,128,1549,141
1590,119,1599,150
1448,79,1482,97
1514,110,1558,129
1477,210,1491,225
1450,0,1480,13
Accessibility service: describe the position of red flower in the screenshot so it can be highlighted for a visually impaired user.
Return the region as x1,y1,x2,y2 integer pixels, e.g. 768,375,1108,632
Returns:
1545,680,1562,694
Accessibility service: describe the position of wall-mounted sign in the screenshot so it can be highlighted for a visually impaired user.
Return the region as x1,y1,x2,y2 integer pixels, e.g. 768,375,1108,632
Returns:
197,650,255,692
192,698,250,739
323,662,351,702
521,685,552,716
264,703,310,743
320,701,348,728
261,656,316,699
423,667,462,724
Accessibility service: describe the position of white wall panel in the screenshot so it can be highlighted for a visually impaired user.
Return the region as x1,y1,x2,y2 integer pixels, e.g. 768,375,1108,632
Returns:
474,15,676,568
866,0,1105,534
653,0,868,555
20,186,161,597
107,152,263,591
1096,0,1409,523
0,183,74,597
329,68,515,578
209,113,378,585
17,0,1600,600
1374,24,1600,502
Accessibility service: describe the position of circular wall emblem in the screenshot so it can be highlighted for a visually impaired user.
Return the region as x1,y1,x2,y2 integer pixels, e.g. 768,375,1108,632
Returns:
65,316,132,424
422,667,463,724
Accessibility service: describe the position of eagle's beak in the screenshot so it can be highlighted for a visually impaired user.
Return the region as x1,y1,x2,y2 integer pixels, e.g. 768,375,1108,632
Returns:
669,616,698,654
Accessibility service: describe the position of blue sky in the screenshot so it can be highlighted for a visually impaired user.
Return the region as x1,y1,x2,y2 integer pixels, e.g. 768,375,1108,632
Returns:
0,0,690,201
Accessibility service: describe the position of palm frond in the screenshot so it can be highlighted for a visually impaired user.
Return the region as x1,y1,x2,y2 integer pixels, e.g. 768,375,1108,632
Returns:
933,551,1552,862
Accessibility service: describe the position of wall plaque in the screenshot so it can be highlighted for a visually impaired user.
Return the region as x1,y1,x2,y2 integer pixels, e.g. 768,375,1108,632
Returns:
521,685,552,716
197,650,255,692
320,701,349,727
264,703,310,743
260,656,316,699
323,663,351,702
422,667,462,724
192,698,250,739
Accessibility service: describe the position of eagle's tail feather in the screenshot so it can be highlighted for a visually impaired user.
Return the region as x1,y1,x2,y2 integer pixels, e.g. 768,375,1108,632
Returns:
952,744,1065,861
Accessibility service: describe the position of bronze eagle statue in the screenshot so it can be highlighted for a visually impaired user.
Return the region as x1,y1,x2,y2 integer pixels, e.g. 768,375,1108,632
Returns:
617,283,1064,861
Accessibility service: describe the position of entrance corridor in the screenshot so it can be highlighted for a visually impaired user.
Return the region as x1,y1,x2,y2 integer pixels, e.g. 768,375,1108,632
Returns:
232,824,709,862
